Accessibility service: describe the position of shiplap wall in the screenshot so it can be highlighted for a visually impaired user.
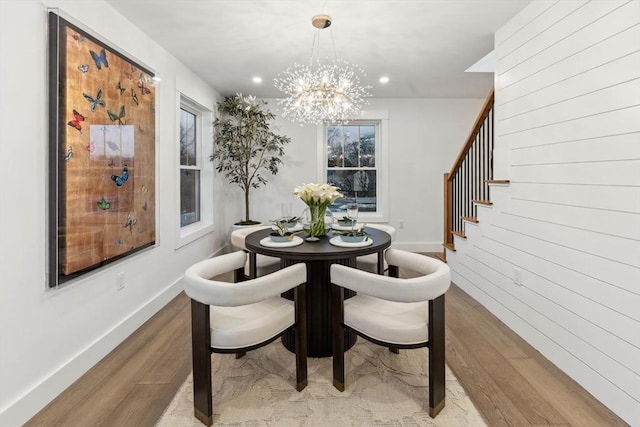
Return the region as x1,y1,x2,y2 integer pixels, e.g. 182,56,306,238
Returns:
447,1,640,425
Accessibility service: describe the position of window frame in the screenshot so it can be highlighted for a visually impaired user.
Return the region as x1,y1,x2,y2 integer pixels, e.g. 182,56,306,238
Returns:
179,104,201,227
317,110,389,222
176,95,214,247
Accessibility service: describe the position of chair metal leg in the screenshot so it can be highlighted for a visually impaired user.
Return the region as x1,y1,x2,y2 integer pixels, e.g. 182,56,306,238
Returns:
191,300,213,426
234,266,246,283
428,294,446,417
248,252,257,279
377,250,385,275
295,283,308,391
388,264,399,278
331,283,345,391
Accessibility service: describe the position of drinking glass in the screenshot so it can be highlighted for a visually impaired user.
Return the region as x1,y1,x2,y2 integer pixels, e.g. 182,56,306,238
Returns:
301,207,319,242
346,203,358,231
325,207,335,228
281,202,293,221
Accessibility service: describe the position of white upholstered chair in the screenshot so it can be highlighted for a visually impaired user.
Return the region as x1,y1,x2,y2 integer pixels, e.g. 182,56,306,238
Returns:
230,226,280,278
330,248,451,417
184,251,307,426
356,224,396,273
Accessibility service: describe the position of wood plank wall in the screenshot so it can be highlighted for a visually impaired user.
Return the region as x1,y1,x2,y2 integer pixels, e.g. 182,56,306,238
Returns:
447,1,640,425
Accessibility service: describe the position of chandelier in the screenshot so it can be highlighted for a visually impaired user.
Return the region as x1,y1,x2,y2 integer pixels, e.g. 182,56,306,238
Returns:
274,14,371,125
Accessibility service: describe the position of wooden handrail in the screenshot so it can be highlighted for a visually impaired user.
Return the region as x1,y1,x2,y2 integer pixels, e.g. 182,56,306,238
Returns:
442,89,495,255
448,89,494,178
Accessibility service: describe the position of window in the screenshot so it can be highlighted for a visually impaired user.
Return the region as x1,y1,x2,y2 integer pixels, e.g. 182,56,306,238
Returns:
179,106,201,227
320,111,388,221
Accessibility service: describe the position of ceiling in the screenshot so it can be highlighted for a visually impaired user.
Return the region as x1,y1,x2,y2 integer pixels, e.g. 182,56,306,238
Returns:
105,0,530,99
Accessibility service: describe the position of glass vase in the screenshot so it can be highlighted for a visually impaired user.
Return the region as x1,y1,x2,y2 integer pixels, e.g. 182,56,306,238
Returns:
305,204,329,238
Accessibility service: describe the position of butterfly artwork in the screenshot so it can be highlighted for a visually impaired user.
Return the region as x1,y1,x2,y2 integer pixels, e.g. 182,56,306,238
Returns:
124,213,137,232
64,146,73,162
116,81,126,95
138,74,151,95
108,158,115,168
72,32,86,44
67,109,85,133
141,185,148,194
115,237,124,247
107,105,126,125
124,71,133,80
86,141,95,152
111,165,129,187
131,88,139,106
97,197,111,210
105,140,120,152
89,48,109,70
77,64,89,74
142,201,148,211
83,88,105,112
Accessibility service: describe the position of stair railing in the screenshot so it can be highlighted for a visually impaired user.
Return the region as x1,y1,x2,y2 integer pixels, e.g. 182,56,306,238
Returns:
443,90,494,249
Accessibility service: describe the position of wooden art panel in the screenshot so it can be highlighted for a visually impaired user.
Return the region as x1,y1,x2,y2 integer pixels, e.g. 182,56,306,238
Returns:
48,13,156,287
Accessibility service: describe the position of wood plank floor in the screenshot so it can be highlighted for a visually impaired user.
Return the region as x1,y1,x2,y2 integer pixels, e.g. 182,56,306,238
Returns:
25,283,628,427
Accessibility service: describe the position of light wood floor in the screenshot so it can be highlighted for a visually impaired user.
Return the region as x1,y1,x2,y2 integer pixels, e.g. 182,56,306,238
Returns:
25,283,628,426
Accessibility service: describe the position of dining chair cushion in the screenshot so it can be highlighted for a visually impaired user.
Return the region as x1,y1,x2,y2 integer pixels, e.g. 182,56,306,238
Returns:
230,226,280,276
356,224,396,273
230,226,272,250
344,295,428,345
331,249,450,303
185,251,306,306
210,298,294,349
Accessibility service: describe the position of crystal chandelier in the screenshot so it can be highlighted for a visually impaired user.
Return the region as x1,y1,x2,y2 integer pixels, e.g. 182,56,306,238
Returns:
274,14,371,125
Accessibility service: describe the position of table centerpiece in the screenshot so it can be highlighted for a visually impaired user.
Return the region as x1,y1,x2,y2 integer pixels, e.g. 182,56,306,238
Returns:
293,183,343,238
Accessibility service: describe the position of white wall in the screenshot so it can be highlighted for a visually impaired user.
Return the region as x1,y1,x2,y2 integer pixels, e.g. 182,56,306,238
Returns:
251,98,485,252
447,1,640,425
0,1,229,425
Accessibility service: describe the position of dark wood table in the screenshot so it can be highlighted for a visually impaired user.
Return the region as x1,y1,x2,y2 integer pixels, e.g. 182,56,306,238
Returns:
245,227,392,357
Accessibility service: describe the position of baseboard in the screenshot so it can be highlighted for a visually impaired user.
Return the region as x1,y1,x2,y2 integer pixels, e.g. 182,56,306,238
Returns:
393,242,443,253
0,248,224,427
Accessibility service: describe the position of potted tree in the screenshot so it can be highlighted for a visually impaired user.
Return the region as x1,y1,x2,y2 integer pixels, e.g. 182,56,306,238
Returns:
211,93,291,225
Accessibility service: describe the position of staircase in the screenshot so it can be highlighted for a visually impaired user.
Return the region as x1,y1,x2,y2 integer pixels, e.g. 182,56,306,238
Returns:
437,90,507,261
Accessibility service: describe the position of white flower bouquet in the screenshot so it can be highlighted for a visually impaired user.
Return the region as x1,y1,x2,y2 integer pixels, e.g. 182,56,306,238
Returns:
293,183,343,237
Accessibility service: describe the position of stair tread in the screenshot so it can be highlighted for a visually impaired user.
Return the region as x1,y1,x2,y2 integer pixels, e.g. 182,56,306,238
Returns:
486,179,510,184
434,252,447,263
472,199,493,206
443,243,456,252
461,216,479,223
452,230,467,239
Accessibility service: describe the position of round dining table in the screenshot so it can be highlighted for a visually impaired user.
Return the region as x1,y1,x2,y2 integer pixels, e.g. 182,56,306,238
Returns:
245,226,392,357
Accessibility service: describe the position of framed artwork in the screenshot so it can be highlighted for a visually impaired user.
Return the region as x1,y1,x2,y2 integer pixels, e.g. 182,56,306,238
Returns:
48,12,156,287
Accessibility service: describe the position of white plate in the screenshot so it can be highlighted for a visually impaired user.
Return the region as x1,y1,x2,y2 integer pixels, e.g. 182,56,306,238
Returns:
260,235,304,248
271,223,303,232
332,223,363,231
329,236,373,248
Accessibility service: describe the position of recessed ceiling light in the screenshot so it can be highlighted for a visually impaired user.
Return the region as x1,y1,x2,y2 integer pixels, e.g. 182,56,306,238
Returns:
379,76,389,84
252,76,263,84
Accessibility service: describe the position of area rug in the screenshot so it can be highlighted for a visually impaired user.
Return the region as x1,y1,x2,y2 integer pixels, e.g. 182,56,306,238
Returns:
156,338,486,426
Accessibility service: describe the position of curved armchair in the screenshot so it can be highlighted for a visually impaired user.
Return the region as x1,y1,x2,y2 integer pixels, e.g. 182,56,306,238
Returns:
330,248,450,417
230,226,280,278
184,251,307,426
356,224,396,273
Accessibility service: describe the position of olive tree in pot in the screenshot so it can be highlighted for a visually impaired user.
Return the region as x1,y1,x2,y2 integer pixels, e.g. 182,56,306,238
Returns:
211,93,291,226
